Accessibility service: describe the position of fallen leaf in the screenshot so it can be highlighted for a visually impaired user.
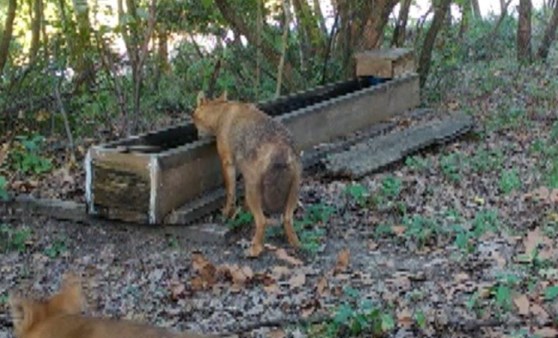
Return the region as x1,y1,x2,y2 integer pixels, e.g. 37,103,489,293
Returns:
271,266,291,280
288,272,306,290
397,308,414,327
316,276,328,296
530,303,550,322
534,327,558,338
263,282,280,295
268,329,286,338
333,248,350,274
391,225,406,236
221,264,254,286
0,143,8,167
513,294,530,316
190,252,217,288
275,248,303,266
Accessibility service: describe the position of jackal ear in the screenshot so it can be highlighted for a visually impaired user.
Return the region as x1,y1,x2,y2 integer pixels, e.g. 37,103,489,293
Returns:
196,91,206,106
218,90,228,101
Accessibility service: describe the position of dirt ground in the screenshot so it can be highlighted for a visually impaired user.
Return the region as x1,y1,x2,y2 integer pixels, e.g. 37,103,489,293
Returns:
1,59,558,338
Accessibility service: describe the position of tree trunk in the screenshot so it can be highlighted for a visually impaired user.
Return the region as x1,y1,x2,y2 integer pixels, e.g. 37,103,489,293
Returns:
0,0,18,72
471,0,481,18
499,0,507,12
29,0,42,62
292,0,326,66
276,0,291,97
537,1,558,60
417,0,452,88
459,0,471,39
312,0,327,35
358,0,400,51
215,0,299,90
118,0,157,134
157,25,170,73
391,0,412,47
71,0,96,89
517,0,532,63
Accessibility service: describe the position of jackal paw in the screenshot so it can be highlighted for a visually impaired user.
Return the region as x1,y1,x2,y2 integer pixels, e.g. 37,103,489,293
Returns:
221,205,237,219
288,236,301,248
246,243,264,258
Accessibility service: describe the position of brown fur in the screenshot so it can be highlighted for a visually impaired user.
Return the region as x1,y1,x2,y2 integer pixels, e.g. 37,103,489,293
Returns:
9,273,214,338
192,91,302,257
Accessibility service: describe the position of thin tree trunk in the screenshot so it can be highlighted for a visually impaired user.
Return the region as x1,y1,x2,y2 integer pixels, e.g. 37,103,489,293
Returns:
487,0,513,40
0,0,18,72
459,0,471,39
292,0,326,66
358,0,399,50
276,0,291,98
392,0,412,47
537,1,558,60
215,0,299,90
417,0,452,88
29,0,42,62
71,0,96,89
157,25,170,73
313,0,327,35
255,0,262,99
517,0,532,63
118,0,157,134
471,0,481,18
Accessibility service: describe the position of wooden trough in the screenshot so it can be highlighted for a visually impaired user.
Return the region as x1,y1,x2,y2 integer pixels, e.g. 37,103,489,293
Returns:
85,73,420,224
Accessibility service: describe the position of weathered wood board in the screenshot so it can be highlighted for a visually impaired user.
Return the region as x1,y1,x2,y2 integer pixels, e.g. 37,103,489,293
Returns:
355,48,415,78
324,112,474,179
85,73,420,224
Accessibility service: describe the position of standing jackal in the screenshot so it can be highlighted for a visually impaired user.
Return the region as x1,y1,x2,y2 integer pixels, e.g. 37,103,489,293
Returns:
192,91,301,257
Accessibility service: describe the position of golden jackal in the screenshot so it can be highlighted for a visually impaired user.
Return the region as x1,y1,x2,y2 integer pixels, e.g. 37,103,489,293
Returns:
192,91,301,257
9,273,214,338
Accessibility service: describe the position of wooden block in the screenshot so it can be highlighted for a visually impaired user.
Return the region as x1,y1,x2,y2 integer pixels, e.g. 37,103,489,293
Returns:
355,48,415,78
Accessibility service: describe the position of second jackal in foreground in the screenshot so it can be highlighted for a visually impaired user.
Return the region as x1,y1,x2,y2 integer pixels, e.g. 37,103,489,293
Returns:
192,91,301,257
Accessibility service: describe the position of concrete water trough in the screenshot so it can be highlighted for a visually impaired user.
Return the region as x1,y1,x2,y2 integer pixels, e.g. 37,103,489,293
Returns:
85,72,420,224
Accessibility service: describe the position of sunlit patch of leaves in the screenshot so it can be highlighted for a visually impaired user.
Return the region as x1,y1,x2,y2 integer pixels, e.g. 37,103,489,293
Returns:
345,182,368,207
499,168,522,194
439,152,462,182
9,134,53,175
405,155,431,172
226,209,254,230
0,176,8,200
265,203,334,254
0,224,31,253
44,238,68,258
308,286,395,338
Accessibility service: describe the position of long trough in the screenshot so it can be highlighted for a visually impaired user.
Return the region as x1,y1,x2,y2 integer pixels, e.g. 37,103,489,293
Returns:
85,73,420,224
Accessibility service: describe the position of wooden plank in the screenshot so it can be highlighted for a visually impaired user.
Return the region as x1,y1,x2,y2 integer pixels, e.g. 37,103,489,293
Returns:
324,112,474,179
280,73,419,151
355,48,415,78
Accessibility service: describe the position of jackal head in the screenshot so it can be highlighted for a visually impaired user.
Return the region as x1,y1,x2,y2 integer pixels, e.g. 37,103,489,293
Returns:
192,91,228,137
9,273,84,338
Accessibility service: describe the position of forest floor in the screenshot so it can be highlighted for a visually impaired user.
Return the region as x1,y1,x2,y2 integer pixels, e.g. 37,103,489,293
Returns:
1,55,558,338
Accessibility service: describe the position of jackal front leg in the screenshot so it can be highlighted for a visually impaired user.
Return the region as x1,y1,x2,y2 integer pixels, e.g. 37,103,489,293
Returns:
220,157,236,219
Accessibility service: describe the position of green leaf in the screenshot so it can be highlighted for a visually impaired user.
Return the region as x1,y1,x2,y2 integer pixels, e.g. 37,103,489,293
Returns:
415,310,427,329
495,284,512,311
544,286,558,301
380,313,395,332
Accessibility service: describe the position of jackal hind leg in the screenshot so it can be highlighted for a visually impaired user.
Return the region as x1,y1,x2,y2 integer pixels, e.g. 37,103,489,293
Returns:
244,178,267,257
283,171,301,248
